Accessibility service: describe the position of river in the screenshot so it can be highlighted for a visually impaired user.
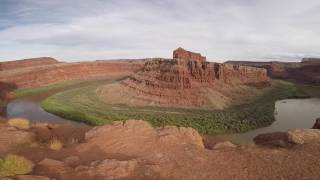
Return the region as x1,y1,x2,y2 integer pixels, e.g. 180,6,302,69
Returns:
4,94,320,144
215,98,320,143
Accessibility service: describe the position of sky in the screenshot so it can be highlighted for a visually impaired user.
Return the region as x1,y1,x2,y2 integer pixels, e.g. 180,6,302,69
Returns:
1,0,320,62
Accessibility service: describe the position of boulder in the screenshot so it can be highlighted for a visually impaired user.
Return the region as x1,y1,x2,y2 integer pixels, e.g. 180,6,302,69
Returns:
35,158,73,179
81,120,204,156
312,118,320,129
253,132,294,148
63,156,80,167
92,159,138,178
287,129,320,144
0,125,34,153
212,141,236,150
254,129,320,148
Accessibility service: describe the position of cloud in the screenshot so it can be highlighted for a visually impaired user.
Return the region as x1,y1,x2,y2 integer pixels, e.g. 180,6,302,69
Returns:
0,0,320,62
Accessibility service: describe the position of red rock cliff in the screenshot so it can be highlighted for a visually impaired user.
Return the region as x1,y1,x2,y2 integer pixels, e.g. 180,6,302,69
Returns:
0,59,144,88
98,49,270,108
173,47,206,63
0,57,59,71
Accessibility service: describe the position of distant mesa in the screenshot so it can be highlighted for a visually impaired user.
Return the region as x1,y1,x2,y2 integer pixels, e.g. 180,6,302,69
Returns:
0,57,59,71
226,57,320,84
302,58,320,64
0,57,144,88
173,47,206,63
97,48,271,109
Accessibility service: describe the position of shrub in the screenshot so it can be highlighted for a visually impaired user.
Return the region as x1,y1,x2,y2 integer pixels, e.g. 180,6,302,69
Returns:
48,139,63,151
0,154,34,178
7,118,30,130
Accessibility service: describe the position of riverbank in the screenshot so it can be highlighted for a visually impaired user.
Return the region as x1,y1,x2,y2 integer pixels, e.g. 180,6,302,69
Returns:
40,80,320,135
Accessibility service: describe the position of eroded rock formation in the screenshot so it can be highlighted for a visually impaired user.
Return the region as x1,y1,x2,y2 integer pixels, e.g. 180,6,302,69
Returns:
98,48,270,109
0,57,59,71
173,47,206,63
226,59,320,84
0,58,144,88
312,118,320,129
1,119,320,179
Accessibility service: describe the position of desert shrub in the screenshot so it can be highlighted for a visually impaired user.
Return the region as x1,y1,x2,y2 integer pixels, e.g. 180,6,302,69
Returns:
48,138,63,151
7,118,30,130
0,154,34,178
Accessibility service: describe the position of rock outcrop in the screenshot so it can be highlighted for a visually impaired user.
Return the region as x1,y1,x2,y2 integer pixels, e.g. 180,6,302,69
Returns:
0,82,17,114
98,48,270,109
312,118,320,129
173,47,206,63
254,128,320,148
226,59,320,84
0,57,59,71
1,120,320,179
0,59,144,88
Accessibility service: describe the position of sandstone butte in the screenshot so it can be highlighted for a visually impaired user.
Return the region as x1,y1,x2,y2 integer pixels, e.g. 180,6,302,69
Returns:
0,57,145,88
97,48,271,109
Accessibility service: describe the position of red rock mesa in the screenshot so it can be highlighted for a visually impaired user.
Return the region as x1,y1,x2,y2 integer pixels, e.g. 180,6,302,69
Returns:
98,48,270,109
173,47,206,63
226,58,320,84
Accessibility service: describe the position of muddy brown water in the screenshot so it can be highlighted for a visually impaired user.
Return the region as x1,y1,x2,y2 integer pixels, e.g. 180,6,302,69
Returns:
4,93,320,144
215,98,320,144
5,94,85,126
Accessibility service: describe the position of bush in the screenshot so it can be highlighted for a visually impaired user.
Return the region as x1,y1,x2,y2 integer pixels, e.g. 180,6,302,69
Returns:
0,154,34,178
48,139,63,151
7,118,30,130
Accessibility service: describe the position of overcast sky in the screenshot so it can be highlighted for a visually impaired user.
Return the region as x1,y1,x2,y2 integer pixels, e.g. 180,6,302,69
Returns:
1,0,320,62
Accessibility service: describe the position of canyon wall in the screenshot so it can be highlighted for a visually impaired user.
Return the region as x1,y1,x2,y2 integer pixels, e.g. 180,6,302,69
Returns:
98,48,270,109
226,60,320,84
0,58,144,88
0,57,59,71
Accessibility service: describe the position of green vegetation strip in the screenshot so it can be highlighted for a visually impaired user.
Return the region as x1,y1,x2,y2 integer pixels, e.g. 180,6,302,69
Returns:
41,80,320,135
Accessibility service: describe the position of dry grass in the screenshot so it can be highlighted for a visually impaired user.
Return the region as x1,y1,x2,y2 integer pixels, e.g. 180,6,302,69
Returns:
0,154,34,178
48,138,63,151
7,118,30,130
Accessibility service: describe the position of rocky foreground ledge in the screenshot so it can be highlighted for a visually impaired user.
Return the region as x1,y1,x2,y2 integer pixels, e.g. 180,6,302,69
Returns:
0,119,320,180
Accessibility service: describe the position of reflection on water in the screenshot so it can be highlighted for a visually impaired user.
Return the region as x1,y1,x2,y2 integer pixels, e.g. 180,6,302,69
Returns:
215,98,320,144
5,95,86,126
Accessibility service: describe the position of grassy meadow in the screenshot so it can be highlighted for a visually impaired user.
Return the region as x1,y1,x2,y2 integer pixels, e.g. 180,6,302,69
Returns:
40,80,320,135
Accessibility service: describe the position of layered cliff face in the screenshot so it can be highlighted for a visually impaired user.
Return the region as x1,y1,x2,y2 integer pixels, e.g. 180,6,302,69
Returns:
0,58,144,88
226,60,320,84
173,47,206,63
98,49,270,109
0,57,59,71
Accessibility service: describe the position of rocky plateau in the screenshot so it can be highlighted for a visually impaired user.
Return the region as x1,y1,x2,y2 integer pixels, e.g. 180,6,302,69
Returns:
226,58,320,84
98,48,270,109
0,118,320,179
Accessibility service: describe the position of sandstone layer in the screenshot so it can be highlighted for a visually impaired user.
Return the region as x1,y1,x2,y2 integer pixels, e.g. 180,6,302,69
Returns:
98,48,270,109
226,59,320,84
0,57,59,71
0,58,144,88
